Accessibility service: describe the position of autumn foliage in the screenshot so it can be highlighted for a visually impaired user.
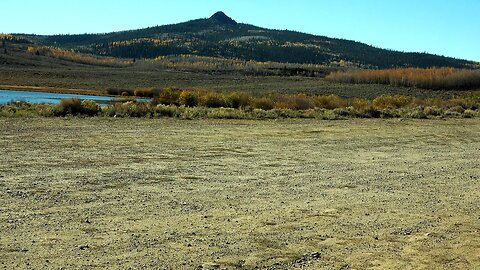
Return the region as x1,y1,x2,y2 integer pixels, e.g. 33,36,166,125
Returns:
325,68,480,90
27,46,134,67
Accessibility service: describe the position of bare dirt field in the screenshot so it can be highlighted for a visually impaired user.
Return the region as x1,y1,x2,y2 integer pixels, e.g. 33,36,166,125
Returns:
1,118,479,269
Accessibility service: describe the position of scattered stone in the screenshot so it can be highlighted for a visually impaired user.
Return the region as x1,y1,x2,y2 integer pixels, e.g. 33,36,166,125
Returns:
78,245,89,250
200,262,220,269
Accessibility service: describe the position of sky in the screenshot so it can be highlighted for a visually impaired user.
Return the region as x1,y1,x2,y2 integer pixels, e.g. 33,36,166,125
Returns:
3,0,480,61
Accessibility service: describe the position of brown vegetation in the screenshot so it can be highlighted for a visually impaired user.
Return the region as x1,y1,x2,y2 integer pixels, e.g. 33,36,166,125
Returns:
53,98,101,116
326,67,480,90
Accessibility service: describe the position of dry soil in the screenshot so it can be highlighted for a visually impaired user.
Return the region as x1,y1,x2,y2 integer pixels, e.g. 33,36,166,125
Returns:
1,118,479,269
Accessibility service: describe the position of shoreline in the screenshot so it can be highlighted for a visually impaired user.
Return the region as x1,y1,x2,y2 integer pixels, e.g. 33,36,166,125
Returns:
0,85,109,96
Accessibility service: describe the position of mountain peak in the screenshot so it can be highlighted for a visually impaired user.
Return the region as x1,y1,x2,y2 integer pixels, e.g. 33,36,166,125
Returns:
209,11,237,25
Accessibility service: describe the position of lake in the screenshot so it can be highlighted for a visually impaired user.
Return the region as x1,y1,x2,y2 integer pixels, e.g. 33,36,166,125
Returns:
0,90,146,105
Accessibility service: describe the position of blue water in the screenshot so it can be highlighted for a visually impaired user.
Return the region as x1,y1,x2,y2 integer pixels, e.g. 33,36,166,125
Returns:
0,90,147,105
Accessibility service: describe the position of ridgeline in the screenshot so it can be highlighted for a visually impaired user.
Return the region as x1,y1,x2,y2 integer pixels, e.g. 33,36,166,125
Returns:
11,12,477,69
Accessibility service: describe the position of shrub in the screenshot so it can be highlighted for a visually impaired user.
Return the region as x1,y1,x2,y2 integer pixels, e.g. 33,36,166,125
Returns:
158,87,181,105
405,107,427,119
332,107,354,117
224,92,252,108
423,106,443,117
179,90,199,107
133,87,160,97
0,102,48,117
446,106,465,114
251,108,282,119
52,98,101,116
111,102,153,117
373,95,413,109
350,98,372,111
54,98,85,116
80,100,101,116
463,109,477,118
180,106,209,119
359,107,382,118
200,92,226,108
253,97,275,110
207,108,248,119
106,88,134,96
314,95,348,109
276,94,315,110
155,104,182,118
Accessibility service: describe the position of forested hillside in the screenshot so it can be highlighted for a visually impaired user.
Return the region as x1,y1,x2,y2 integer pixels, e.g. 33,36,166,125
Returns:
9,12,478,68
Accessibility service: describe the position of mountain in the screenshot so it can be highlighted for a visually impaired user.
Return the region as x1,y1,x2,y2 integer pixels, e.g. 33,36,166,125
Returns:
14,12,476,69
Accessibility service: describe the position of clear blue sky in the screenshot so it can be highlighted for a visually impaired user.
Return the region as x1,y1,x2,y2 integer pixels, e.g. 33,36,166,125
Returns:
3,0,479,61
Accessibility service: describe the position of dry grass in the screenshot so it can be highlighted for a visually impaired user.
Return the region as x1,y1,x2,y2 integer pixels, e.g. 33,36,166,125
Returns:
326,67,480,90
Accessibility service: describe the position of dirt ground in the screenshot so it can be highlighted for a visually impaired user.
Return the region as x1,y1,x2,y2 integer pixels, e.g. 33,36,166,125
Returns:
0,118,479,269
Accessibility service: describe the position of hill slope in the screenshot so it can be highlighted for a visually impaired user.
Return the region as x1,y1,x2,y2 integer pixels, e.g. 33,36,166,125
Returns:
11,12,477,68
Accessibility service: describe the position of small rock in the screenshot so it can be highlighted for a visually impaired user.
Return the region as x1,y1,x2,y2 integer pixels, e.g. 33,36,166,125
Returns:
200,262,220,269
78,245,89,250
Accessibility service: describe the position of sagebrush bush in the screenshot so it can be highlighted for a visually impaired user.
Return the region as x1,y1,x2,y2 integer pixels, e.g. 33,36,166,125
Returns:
225,92,252,108
80,100,101,116
107,102,153,117
446,106,465,114
423,106,443,117
179,91,199,107
207,108,248,119
276,94,315,110
133,87,160,97
200,92,226,108
373,95,413,109
54,98,100,116
314,95,348,109
106,88,134,96
180,106,209,119
463,109,477,118
155,104,182,118
350,98,373,113
253,97,275,110
55,98,83,116
158,87,181,105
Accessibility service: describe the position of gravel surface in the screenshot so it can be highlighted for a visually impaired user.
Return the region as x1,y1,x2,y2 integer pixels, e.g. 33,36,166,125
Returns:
1,118,479,269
